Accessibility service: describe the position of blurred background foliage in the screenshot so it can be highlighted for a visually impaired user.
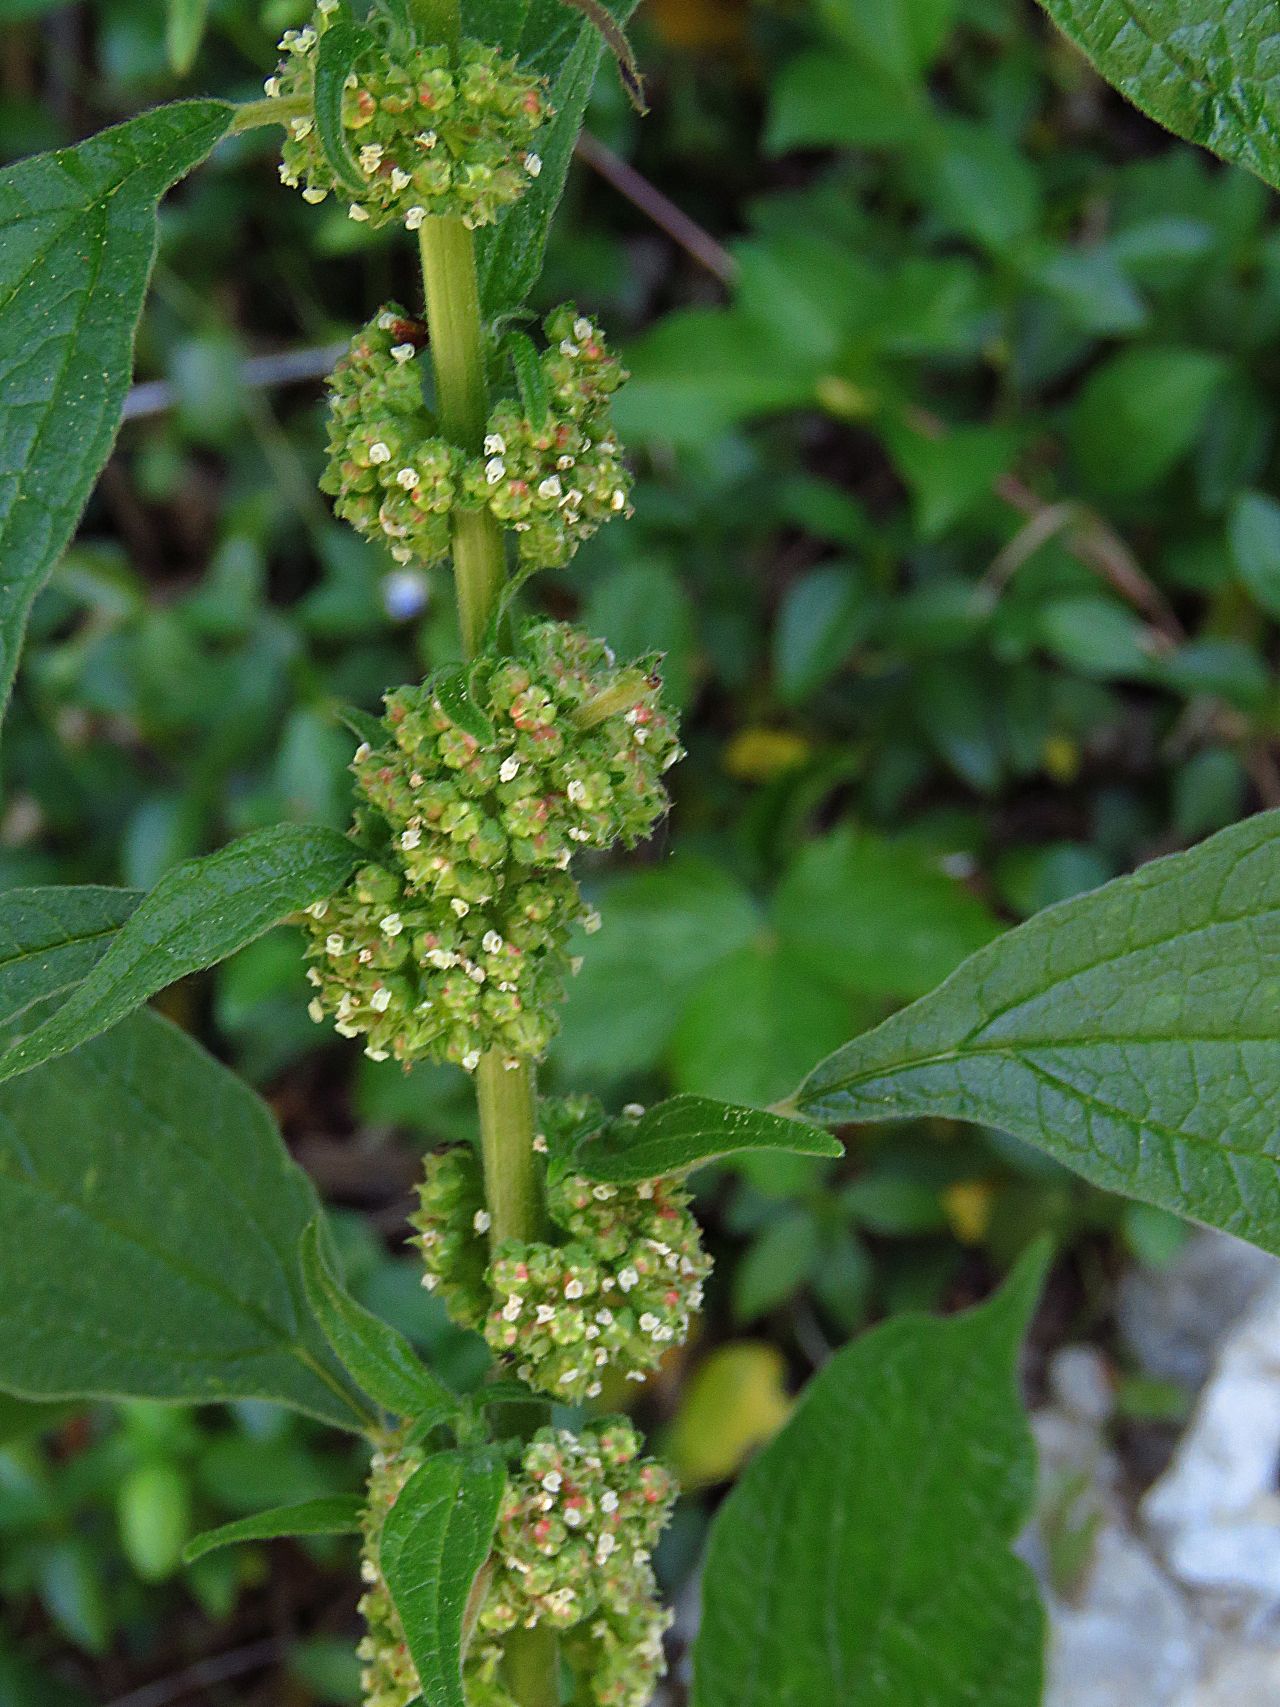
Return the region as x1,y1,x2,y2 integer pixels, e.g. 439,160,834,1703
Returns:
0,0,1274,1697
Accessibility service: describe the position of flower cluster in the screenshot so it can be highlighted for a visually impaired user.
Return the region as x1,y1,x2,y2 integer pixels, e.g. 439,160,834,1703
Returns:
320,306,460,568
271,9,548,230
319,305,633,575
469,1423,675,1707
358,1437,425,1707
303,624,680,1069
412,1101,711,1401
463,306,634,570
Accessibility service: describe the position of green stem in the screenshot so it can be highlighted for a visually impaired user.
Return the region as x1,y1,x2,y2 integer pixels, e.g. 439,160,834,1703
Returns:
475,1052,543,1246
229,94,308,133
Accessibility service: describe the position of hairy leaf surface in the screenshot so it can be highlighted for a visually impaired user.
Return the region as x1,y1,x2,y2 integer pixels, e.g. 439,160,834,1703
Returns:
1037,1,1280,190
0,824,359,1083
693,1251,1047,1707
0,101,232,719
572,1096,841,1182
0,887,141,1047
183,1496,364,1564
796,811,1280,1255
0,1010,361,1427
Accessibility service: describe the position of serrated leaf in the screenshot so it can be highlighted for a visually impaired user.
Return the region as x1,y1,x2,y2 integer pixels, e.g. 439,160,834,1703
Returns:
0,825,360,1084
337,703,388,749
476,0,642,315
506,330,552,427
0,887,140,1048
301,1220,460,1423
380,1449,506,1707
692,1249,1047,1707
571,1096,841,1183
0,102,232,723
183,1496,364,1565
315,22,377,193
794,810,1280,1259
0,1009,364,1428
165,0,211,75
433,662,497,744
1036,0,1280,192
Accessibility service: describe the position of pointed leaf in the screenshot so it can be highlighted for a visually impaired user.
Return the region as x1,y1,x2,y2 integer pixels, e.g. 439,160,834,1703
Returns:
165,0,211,75
315,21,378,193
1036,0,1280,192
183,1496,364,1564
337,704,387,749
301,1220,460,1423
0,887,141,1047
693,1249,1048,1707
0,101,232,722
380,1448,506,1707
795,810,1280,1258
433,663,496,745
572,1096,841,1183
0,824,360,1084
0,1010,364,1428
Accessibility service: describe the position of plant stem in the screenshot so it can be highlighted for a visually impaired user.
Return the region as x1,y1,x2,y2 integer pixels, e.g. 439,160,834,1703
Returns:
417,206,556,1698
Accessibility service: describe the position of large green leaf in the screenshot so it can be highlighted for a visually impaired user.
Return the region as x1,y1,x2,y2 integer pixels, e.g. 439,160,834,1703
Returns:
693,1250,1046,1707
0,1009,364,1428
0,887,141,1047
793,810,1280,1257
380,1449,506,1707
0,101,232,720
476,0,641,315
0,825,359,1083
1037,0,1280,191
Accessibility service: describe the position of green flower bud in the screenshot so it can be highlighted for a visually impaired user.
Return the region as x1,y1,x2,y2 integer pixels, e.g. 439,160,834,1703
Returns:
270,12,548,231
302,623,681,1069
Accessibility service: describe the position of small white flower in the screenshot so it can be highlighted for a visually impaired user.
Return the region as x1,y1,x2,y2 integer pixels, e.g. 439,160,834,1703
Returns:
318,0,339,14
451,897,470,918
359,143,384,174
377,310,397,331
335,1021,359,1038
588,1381,603,1398
568,827,590,842
370,987,392,1013
263,76,281,98
503,1056,521,1071
600,1490,619,1513
306,967,322,987
542,1471,563,1494
483,930,504,954
336,993,356,1020
485,456,507,485
573,317,594,342
415,130,438,150
559,339,579,358
592,1184,616,1202
639,1312,661,1335
622,1102,645,1118
535,1304,557,1326
396,467,420,489
368,441,391,464
636,1180,654,1200
566,778,587,805
560,1373,582,1393
365,1047,389,1062
563,1504,583,1525
279,166,300,188
611,488,628,511
354,742,372,763
473,1209,492,1234
307,998,325,1023
498,755,520,782
537,474,563,501
618,1267,639,1293
524,152,543,177
290,116,314,140
533,1133,549,1153
348,203,370,223
357,947,374,965
405,206,427,231
583,909,602,934
484,433,507,456
467,965,486,985
502,1295,522,1322
325,933,345,956
401,827,422,851
462,1049,481,1072
307,898,329,920
422,1271,439,1291
380,912,403,937
595,1308,614,1326
564,1278,585,1301
625,1369,647,1382
390,342,415,364
426,948,456,970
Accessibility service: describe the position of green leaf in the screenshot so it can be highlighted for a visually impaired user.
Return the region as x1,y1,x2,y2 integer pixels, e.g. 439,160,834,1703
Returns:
0,102,232,722
692,1249,1047,1707
1070,346,1227,496
337,703,387,749
183,1496,365,1565
379,1449,506,1707
0,824,360,1084
773,563,871,705
732,1210,818,1323
433,662,497,745
165,0,211,75
315,21,377,193
773,826,1001,1002
1229,490,1280,617
477,0,641,315
0,1009,363,1427
794,811,1280,1259
570,1096,841,1183
1036,0,1280,192
0,887,140,1047
300,1221,460,1423
769,49,920,152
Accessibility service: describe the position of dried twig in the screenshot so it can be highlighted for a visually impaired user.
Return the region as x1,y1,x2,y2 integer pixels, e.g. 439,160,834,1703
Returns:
103,1638,283,1707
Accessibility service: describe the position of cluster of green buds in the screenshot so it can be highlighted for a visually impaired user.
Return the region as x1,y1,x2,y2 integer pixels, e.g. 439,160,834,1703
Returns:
303,623,681,1069
412,1100,711,1401
358,1437,425,1707
469,1423,675,1707
320,304,633,575
321,305,459,567
270,6,548,230
463,306,634,570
